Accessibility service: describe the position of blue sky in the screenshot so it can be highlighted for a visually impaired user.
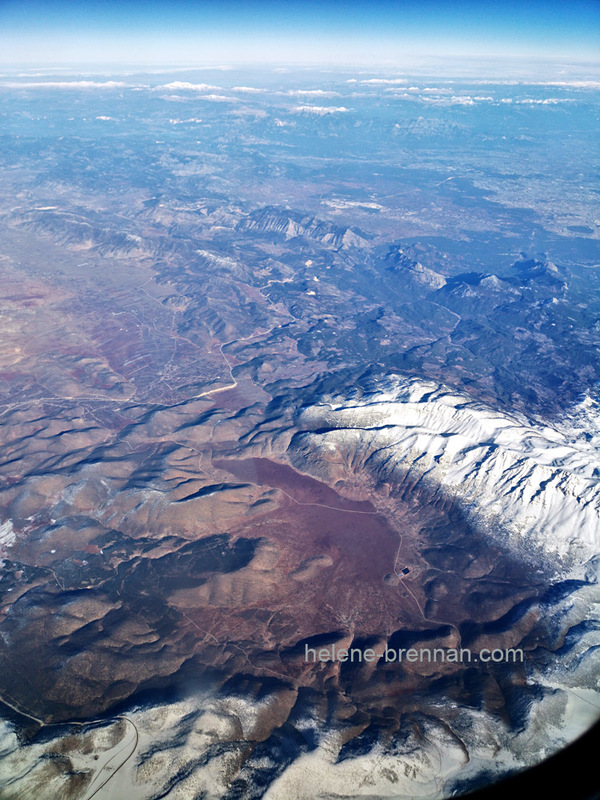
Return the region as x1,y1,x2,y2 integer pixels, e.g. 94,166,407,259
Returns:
1,0,599,64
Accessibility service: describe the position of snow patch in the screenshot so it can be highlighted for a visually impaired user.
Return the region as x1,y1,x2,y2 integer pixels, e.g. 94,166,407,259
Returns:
0,520,15,551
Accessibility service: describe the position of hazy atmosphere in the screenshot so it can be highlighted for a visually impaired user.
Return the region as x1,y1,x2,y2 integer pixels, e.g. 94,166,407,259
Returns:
2,0,600,64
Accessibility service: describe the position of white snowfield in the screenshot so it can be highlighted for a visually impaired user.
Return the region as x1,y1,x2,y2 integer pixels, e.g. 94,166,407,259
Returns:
297,376,600,561
0,520,15,551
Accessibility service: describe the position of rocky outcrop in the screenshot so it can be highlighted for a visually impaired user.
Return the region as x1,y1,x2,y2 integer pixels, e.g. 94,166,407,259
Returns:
237,206,369,249
385,247,447,289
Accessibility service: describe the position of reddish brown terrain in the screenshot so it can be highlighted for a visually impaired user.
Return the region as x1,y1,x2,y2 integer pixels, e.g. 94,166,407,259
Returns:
0,431,545,728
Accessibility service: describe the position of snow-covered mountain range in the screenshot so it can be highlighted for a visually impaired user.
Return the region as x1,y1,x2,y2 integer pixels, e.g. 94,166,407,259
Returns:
292,375,600,564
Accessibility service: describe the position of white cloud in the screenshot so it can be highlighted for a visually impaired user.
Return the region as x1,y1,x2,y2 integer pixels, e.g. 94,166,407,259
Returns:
421,95,475,105
413,94,495,106
286,89,340,97
388,85,453,95
359,78,407,85
200,94,239,102
154,82,221,91
292,105,350,115
0,80,125,89
541,81,600,88
448,96,476,105
475,80,600,89
517,98,575,104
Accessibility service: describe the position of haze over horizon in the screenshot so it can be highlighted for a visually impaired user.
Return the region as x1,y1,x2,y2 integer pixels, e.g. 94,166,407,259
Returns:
1,0,599,66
